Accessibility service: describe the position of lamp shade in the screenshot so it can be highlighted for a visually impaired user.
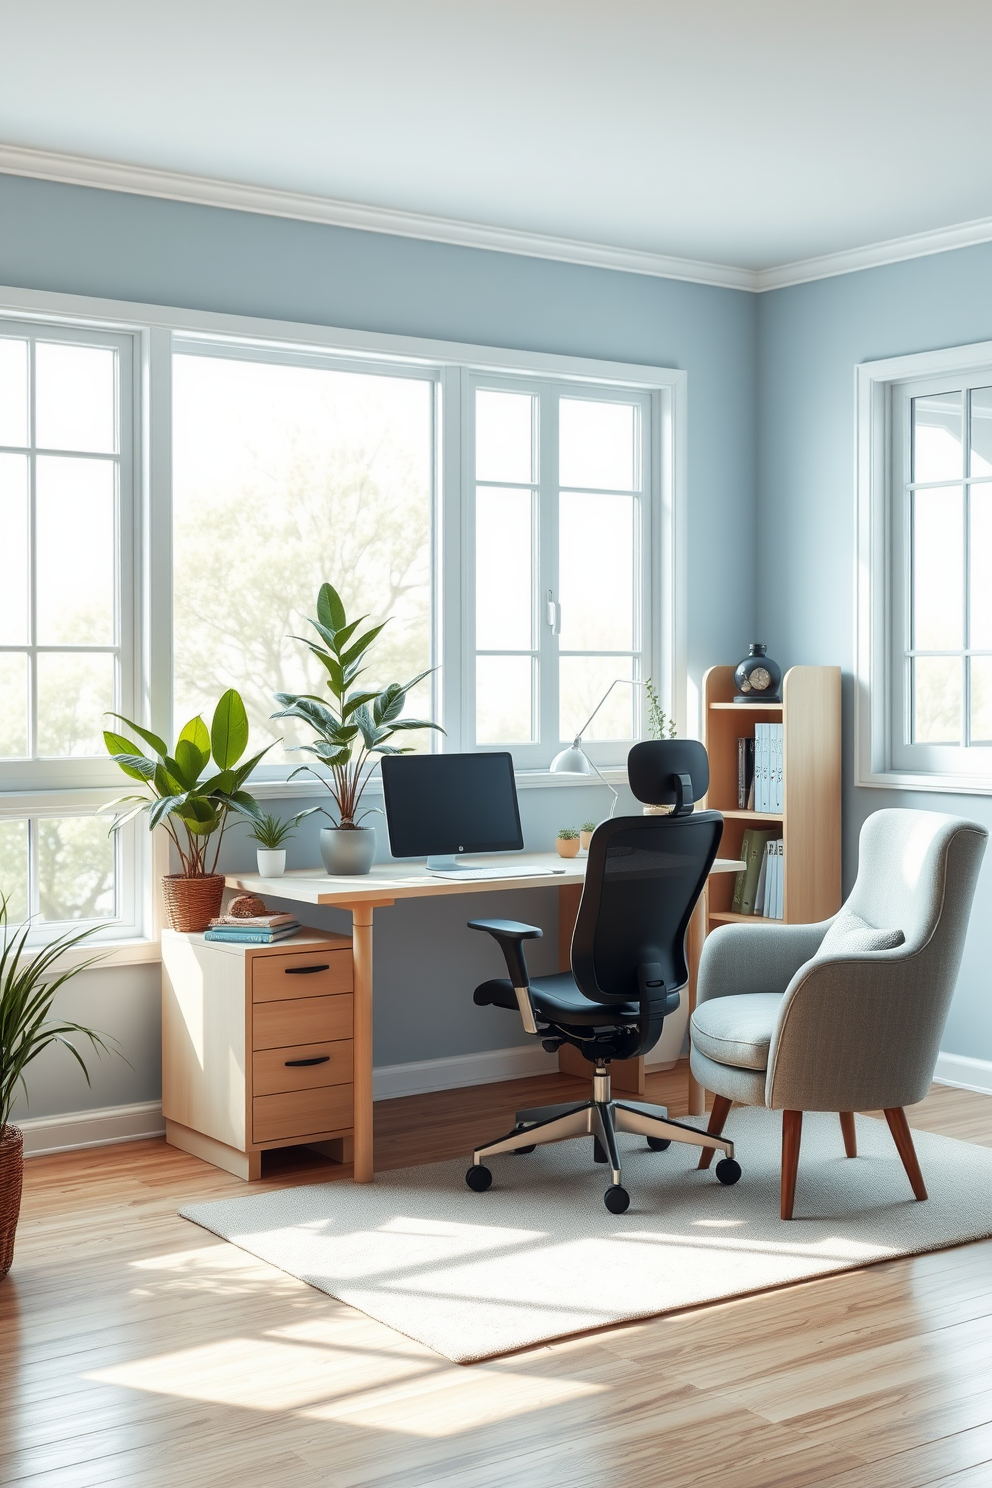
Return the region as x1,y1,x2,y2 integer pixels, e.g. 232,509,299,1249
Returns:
550,745,592,774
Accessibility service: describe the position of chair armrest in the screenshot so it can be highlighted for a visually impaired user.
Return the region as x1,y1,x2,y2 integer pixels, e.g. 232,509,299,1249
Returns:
468,918,542,987
696,918,833,1003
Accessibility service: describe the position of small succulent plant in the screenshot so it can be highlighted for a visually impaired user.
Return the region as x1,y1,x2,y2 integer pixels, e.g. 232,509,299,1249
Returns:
557,826,580,840
580,820,597,834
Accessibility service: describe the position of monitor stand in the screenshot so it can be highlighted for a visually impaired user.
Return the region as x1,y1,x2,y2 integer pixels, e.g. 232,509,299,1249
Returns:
426,855,459,871
424,853,559,881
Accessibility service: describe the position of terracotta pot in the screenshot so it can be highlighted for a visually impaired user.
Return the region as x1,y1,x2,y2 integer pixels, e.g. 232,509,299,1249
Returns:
0,1124,24,1280
579,829,595,851
556,837,580,858
161,874,225,933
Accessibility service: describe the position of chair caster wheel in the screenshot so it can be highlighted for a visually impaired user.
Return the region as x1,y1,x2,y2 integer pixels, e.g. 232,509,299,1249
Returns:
647,1137,671,1151
715,1158,742,1186
604,1185,630,1214
513,1125,536,1155
465,1165,493,1192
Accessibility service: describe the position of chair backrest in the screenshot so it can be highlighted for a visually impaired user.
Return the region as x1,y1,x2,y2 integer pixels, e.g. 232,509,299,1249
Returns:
570,811,724,1004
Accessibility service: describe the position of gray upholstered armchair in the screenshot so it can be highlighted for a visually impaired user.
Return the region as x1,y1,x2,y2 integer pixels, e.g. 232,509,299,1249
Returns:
690,809,987,1219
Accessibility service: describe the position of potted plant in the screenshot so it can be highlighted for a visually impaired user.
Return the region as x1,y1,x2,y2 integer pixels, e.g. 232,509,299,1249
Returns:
104,689,271,931
247,811,314,877
645,677,677,740
579,820,597,852
556,827,581,859
0,901,117,1279
272,583,442,876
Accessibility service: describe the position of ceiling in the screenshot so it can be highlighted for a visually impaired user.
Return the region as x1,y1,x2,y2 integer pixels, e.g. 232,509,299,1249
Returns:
3,0,992,275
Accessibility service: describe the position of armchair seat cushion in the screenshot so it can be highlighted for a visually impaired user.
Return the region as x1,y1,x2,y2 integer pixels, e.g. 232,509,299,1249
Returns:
690,992,784,1070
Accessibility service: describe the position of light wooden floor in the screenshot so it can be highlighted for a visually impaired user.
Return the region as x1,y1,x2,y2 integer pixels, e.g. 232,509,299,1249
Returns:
3,1066,992,1488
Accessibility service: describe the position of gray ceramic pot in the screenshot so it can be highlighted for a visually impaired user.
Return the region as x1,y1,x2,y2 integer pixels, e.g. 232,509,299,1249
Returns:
319,825,376,876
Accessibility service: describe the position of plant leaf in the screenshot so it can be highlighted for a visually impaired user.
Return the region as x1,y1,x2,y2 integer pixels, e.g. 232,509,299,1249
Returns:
340,623,387,669
316,582,346,632
211,689,250,769
105,713,168,758
174,737,208,787
178,715,211,756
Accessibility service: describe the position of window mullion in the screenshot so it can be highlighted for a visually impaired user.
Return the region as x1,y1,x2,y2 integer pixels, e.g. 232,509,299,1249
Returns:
537,387,558,756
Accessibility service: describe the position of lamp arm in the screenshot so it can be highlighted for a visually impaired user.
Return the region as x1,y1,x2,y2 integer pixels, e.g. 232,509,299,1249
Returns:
586,756,621,818
571,677,641,747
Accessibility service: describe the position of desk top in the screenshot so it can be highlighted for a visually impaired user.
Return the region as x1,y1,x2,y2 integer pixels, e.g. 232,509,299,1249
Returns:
225,851,745,907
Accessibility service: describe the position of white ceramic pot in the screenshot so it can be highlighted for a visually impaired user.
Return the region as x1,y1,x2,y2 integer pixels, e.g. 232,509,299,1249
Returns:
320,825,376,876
256,849,286,877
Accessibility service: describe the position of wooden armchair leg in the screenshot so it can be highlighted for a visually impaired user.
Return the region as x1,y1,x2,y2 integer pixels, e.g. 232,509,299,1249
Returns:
884,1107,928,1201
697,1095,732,1170
781,1110,803,1220
839,1111,857,1158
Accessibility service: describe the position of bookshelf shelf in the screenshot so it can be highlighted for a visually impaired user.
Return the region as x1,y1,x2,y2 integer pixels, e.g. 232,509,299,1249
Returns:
719,809,784,822
709,701,783,712
709,910,767,925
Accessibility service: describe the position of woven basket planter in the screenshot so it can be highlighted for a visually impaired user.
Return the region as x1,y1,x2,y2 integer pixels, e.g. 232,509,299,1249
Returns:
0,1125,24,1280
162,874,225,933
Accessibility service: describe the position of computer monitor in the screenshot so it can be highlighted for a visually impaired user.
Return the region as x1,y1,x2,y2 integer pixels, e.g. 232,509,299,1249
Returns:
380,752,524,876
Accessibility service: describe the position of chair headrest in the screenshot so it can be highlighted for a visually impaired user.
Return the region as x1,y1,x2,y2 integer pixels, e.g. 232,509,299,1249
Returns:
627,740,710,815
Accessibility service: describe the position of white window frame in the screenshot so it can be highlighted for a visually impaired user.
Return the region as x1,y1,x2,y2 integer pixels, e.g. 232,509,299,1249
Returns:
857,337,992,792
0,282,687,952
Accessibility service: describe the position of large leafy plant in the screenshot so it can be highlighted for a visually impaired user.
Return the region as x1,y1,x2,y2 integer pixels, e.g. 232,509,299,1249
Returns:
272,583,442,828
0,901,117,1131
103,690,270,877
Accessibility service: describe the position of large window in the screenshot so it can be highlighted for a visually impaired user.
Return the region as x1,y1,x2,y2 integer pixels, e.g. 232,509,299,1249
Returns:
0,290,682,942
858,340,992,789
0,320,139,936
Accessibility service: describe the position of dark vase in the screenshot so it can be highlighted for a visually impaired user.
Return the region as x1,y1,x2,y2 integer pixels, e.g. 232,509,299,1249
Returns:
733,643,782,703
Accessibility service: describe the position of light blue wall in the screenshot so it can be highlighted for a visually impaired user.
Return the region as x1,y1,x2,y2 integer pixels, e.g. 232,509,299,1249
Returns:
0,172,758,1118
757,242,992,1065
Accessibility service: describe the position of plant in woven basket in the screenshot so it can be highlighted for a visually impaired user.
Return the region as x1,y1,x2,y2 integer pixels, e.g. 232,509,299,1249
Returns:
0,899,119,1278
271,582,443,829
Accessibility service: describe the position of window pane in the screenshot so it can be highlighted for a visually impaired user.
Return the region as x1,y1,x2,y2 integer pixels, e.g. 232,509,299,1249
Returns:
970,387,992,478
913,392,962,484
173,355,433,766
37,816,116,921
0,819,29,923
913,486,963,650
913,656,962,743
37,652,115,757
476,487,531,651
970,487,992,648
0,338,28,447
0,453,29,644
0,653,29,759
560,399,636,491
559,492,634,651
970,657,992,744
35,343,116,453
475,390,533,484
560,656,634,742
476,656,533,743
36,456,116,645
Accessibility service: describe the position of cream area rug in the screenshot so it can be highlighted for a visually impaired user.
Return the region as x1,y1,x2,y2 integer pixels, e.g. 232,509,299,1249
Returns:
180,1108,992,1363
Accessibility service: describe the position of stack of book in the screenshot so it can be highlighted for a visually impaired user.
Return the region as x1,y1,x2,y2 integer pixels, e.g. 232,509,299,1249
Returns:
737,724,783,812
204,912,301,944
732,828,784,918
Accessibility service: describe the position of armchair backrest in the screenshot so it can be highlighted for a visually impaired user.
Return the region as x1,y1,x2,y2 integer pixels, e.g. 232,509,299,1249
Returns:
845,808,984,952
570,811,723,1005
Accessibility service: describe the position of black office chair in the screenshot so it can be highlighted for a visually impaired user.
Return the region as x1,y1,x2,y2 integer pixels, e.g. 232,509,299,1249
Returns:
465,739,741,1212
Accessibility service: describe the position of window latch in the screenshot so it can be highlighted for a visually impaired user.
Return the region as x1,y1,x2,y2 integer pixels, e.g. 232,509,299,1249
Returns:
546,590,561,634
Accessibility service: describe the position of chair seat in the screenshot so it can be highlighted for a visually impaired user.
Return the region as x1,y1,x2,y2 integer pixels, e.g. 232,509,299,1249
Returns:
474,972,640,1026
690,993,784,1070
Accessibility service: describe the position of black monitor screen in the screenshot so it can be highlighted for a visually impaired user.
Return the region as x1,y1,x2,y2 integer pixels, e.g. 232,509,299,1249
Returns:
380,752,523,858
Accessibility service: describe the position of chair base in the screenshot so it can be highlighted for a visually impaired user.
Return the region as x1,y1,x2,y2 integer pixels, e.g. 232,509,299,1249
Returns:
470,1064,735,1191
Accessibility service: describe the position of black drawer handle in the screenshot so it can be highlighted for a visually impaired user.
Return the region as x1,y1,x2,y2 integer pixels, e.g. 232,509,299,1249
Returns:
284,964,330,975
284,1055,330,1067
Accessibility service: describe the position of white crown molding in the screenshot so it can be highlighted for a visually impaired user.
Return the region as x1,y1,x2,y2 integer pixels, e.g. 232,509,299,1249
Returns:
755,213,992,292
0,141,755,292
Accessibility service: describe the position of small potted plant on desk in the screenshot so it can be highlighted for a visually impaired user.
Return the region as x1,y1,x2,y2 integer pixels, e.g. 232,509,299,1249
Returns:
272,583,442,876
579,820,597,852
0,901,118,1278
556,827,581,859
247,811,315,877
103,689,271,931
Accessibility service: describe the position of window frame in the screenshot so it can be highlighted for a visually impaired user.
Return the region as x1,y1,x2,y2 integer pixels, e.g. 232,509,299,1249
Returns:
857,337,992,792
0,282,687,951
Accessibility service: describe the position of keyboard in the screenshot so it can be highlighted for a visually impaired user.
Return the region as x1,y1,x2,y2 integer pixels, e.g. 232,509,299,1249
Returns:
427,866,565,880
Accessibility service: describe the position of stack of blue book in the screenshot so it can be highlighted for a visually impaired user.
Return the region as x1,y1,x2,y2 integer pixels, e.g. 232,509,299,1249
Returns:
204,913,301,944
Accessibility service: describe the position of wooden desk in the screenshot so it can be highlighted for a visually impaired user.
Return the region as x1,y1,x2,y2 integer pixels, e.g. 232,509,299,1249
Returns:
225,852,744,1183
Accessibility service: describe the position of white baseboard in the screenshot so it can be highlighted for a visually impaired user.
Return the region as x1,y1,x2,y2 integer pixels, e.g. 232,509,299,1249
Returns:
933,1052,992,1097
19,1100,165,1158
372,1045,558,1101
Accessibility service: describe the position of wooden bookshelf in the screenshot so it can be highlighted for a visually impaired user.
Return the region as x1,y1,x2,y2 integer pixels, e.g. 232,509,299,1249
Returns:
701,664,842,930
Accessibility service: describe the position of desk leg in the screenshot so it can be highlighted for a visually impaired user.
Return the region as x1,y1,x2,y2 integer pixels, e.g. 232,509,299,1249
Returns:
686,895,706,1117
352,904,375,1183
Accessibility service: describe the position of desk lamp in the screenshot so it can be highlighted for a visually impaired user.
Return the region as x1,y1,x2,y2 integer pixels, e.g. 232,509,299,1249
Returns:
549,677,644,817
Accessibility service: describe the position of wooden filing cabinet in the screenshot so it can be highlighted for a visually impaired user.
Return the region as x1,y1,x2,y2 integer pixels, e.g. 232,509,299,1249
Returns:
161,927,355,1180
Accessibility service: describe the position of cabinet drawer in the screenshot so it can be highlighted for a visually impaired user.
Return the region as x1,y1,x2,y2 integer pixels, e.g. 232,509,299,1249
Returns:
253,1084,354,1144
252,995,353,1051
252,1039,353,1097
252,949,352,1003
